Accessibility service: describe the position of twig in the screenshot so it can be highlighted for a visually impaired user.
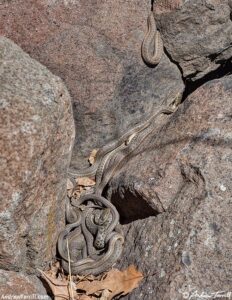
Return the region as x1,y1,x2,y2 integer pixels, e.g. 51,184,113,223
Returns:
67,239,75,300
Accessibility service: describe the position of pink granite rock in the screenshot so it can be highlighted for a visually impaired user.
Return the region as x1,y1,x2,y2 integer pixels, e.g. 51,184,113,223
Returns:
108,74,232,299
155,0,232,79
0,269,50,299
0,0,184,168
0,37,75,274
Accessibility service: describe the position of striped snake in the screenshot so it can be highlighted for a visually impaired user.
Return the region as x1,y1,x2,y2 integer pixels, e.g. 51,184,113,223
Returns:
141,11,163,65
57,103,178,275
57,8,180,273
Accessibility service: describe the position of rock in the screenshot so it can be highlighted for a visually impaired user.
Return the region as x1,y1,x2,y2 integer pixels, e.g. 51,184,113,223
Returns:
0,37,75,274
0,0,184,167
108,74,232,299
155,0,232,79
0,269,51,299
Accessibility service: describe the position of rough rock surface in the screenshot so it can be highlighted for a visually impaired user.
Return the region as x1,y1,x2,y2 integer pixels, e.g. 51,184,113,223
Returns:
0,37,75,273
0,269,51,299
0,0,184,167
1,1,232,298
108,74,232,299
155,0,232,79
1,1,231,165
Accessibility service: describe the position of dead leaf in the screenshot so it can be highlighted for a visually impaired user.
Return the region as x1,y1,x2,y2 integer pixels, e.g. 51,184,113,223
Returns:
88,149,98,165
67,178,74,190
71,185,83,198
76,265,143,300
78,296,95,300
99,289,112,300
77,177,95,187
38,269,77,300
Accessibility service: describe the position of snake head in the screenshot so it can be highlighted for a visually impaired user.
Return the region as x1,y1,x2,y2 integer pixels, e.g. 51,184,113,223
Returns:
125,132,137,146
95,208,111,226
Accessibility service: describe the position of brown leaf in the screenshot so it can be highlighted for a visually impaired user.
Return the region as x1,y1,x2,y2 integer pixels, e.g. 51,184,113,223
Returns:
38,269,77,300
67,178,74,190
88,149,98,165
78,296,95,300
99,289,112,300
76,265,143,299
77,177,95,187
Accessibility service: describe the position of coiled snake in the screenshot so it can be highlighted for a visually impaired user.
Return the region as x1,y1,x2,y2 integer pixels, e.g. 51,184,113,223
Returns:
57,103,178,275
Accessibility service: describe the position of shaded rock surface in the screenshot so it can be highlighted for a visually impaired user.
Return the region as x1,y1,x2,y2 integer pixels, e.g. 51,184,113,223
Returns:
108,74,232,299
0,0,184,168
155,0,232,79
0,37,75,274
0,269,51,299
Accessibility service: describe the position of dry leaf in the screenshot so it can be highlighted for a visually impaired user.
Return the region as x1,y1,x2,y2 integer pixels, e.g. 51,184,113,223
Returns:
67,178,74,190
67,179,75,197
88,149,98,165
78,296,95,300
77,177,95,187
76,265,143,299
38,269,77,300
71,186,83,198
100,289,112,300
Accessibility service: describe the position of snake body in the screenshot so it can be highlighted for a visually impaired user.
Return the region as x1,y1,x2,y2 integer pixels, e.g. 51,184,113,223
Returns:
85,208,113,249
94,208,113,249
58,102,177,275
71,194,120,243
61,232,124,276
141,12,163,65
57,218,83,263
69,105,173,185
95,106,175,195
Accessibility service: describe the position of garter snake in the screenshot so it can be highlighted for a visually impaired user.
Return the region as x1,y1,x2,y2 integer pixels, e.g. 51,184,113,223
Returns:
59,102,179,275
141,11,163,65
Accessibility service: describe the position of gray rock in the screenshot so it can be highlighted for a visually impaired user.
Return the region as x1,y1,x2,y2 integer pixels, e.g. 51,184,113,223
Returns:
155,0,232,79
108,74,232,299
0,37,75,274
0,0,184,167
0,269,51,299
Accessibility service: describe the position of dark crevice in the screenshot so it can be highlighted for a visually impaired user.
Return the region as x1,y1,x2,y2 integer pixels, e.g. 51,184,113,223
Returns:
110,189,159,225
164,46,232,102
182,59,232,100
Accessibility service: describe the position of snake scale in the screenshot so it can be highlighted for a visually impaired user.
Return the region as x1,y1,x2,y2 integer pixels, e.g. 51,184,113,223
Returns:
57,7,177,275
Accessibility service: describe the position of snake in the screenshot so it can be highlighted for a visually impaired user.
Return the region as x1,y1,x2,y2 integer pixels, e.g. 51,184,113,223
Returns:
59,197,106,261
141,11,163,65
75,106,174,245
71,194,120,244
95,106,175,195
69,105,175,185
94,208,113,249
57,215,85,263
77,206,112,260
85,208,113,249
59,194,119,257
61,232,124,276
58,103,178,275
